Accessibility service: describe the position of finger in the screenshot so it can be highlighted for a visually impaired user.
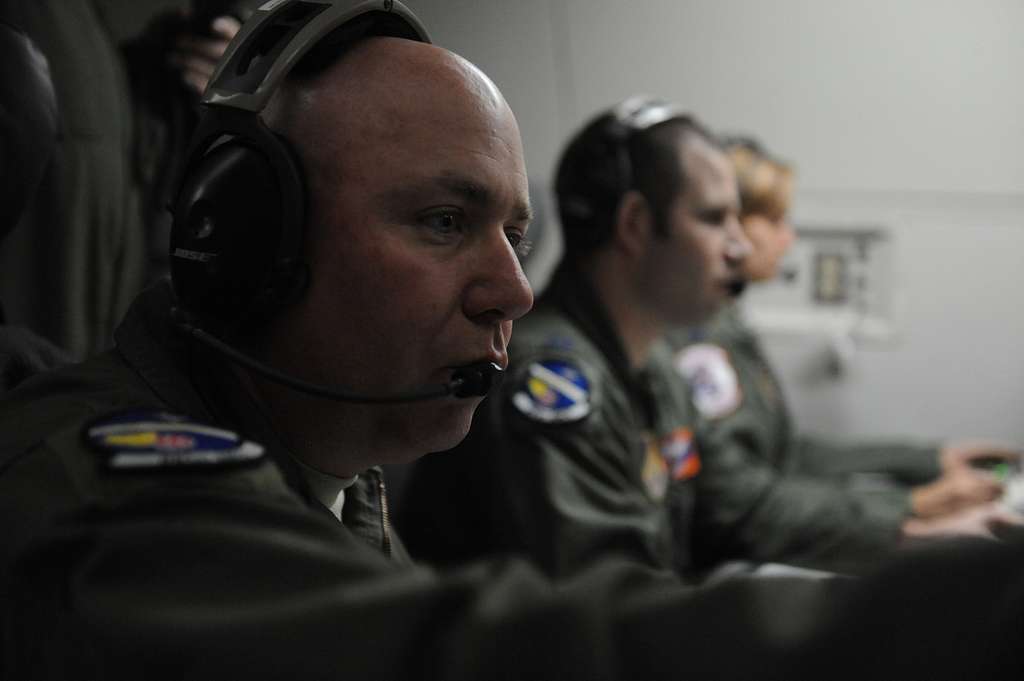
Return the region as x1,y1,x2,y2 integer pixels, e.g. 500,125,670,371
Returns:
174,35,232,62
950,441,1023,460
169,52,218,80
211,15,242,40
965,448,1021,463
988,507,1024,526
958,477,1004,504
181,68,209,95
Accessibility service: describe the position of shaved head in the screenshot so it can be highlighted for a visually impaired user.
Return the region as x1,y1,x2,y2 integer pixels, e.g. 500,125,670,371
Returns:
266,41,509,193
264,37,521,248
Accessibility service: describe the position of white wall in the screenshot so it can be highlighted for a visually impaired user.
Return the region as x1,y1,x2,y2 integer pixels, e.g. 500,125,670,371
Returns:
771,191,1024,443
410,0,1024,442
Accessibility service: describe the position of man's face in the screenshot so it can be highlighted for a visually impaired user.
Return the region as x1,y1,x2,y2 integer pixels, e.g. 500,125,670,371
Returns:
269,41,534,466
637,135,748,326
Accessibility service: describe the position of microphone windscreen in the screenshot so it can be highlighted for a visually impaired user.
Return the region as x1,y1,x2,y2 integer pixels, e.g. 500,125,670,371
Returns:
451,362,504,398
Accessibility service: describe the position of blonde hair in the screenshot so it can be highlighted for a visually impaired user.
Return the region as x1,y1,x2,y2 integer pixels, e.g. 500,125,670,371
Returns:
725,139,794,221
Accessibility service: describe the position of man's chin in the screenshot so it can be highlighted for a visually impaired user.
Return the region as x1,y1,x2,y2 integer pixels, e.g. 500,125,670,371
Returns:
398,398,479,462
671,304,719,329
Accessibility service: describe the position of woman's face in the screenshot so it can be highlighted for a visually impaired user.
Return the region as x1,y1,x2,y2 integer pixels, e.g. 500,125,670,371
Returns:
739,212,795,282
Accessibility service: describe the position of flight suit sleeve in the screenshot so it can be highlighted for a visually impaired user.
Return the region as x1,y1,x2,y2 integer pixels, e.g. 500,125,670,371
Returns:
11,481,1024,681
5,408,1024,679
488,355,674,579
691,410,912,574
792,433,941,486
672,338,916,573
2,437,861,681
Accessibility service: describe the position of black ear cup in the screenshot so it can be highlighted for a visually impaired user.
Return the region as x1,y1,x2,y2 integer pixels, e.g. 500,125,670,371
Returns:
167,1,430,329
170,137,307,325
555,119,632,251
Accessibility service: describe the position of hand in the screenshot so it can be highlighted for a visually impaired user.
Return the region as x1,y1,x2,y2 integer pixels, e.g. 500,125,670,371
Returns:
940,440,1022,476
910,467,1003,519
167,15,242,95
902,502,1024,541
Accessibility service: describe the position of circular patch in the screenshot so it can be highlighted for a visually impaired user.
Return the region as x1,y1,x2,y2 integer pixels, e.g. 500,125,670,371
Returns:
674,344,742,419
83,409,264,471
511,359,591,424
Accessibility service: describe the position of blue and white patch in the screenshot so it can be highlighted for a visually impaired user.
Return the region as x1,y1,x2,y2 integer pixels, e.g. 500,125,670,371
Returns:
674,344,742,419
511,359,591,424
83,410,264,471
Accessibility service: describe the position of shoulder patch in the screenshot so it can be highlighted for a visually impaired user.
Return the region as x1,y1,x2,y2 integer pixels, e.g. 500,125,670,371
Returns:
674,344,742,419
83,409,264,472
511,359,592,424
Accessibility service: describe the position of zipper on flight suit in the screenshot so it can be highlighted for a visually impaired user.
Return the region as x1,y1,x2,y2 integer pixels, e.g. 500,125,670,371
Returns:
378,474,393,558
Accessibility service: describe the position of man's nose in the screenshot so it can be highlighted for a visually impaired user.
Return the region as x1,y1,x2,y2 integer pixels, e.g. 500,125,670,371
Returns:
725,215,753,265
464,231,535,324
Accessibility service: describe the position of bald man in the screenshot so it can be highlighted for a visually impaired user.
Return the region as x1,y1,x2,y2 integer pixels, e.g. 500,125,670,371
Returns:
0,9,700,679
2,4,1024,680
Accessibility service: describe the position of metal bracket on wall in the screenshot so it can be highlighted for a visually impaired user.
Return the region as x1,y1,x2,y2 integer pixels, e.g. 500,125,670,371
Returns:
744,225,896,375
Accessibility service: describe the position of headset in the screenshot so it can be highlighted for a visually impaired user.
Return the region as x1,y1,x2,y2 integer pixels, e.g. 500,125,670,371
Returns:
169,0,501,403
556,96,692,252
604,96,690,195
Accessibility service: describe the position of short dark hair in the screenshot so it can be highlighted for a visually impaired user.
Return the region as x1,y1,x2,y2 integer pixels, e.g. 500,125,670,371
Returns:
554,99,717,260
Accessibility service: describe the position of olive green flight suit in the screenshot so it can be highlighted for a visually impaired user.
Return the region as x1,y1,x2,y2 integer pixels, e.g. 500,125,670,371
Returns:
0,281,866,681
666,302,940,574
5,282,1024,680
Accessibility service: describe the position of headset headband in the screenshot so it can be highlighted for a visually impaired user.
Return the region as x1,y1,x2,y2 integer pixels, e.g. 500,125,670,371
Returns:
204,0,430,113
556,96,692,246
609,96,687,137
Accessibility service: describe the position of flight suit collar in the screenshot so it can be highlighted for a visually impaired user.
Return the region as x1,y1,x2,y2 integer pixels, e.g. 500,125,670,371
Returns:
113,281,213,420
113,282,408,561
543,262,657,425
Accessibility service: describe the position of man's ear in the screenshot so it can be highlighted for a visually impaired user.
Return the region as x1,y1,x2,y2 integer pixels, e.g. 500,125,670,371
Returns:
612,190,655,261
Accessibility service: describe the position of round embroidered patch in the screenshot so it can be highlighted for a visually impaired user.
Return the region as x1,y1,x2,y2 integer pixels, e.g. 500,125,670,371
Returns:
674,344,742,419
511,359,592,424
83,409,264,471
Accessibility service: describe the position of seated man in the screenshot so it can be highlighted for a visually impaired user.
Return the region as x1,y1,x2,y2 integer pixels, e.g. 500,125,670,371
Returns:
400,97,754,578
668,138,1018,574
2,3,1024,679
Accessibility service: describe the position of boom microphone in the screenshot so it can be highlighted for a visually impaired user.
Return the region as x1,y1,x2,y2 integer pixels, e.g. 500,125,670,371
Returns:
173,313,503,404
727,278,748,298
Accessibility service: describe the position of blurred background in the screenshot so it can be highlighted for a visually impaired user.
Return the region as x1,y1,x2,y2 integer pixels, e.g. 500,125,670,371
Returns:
65,0,1024,443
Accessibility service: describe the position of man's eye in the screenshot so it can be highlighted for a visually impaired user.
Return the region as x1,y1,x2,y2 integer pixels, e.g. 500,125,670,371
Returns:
698,209,728,226
507,231,534,259
421,211,464,234
415,209,468,244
